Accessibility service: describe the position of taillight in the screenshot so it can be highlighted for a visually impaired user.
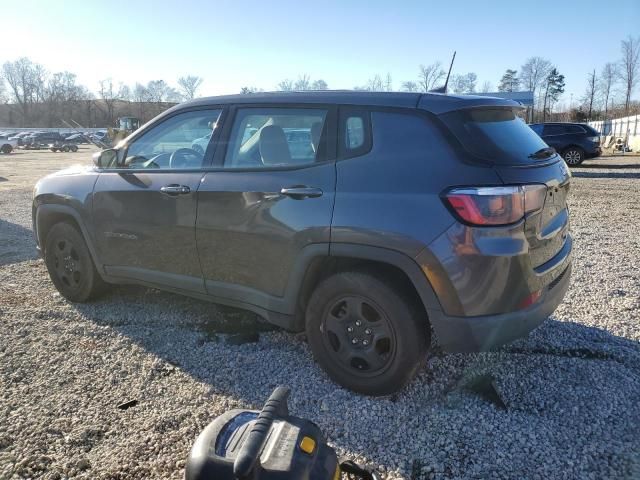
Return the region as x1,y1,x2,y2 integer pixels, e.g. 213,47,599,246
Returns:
443,185,547,226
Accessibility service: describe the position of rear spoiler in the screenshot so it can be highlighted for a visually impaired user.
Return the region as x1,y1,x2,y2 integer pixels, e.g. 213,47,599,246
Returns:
418,94,522,115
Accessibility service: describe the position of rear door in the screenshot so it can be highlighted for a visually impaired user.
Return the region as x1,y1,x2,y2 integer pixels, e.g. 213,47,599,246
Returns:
196,105,336,309
541,124,568,151
92,107,225,292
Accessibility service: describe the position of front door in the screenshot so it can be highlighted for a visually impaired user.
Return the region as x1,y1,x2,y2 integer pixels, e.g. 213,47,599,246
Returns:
92,107,224,293
196,106,336,311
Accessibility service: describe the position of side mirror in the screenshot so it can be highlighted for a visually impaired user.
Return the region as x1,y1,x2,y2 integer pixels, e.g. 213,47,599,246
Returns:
93,149,118,168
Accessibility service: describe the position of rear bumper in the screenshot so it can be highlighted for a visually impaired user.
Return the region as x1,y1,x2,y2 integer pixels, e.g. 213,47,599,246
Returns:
586,146,602,159
429,262,571,353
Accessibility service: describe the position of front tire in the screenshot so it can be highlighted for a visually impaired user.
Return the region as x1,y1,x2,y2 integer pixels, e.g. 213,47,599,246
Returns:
44,222,106,302
562,147,585,166
1,144,12,154
306,271,429,396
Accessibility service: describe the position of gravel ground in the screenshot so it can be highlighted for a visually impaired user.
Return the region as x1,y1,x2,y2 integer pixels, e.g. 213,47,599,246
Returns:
1,149,639,479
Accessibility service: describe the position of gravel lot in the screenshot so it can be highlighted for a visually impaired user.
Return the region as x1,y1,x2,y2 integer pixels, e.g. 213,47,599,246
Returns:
1,147,639,479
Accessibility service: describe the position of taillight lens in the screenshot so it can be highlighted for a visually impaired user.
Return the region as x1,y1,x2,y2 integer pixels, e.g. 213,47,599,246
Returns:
443,185,547,226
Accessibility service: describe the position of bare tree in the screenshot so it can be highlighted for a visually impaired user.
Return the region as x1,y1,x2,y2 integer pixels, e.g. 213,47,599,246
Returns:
240,86,259,94
311,79,328,90
385,72,393,91
583,69,598,120
450,73,477,94
450,74,465,94
367,74,385,91
418,62,445,92
0,77,5,103
599,62,617,119
98,78,130,126
520,57,553,119
401,80,418,92
2,57,46,125
480,81,493,93
177,75,203,100
294,74,311,90
620,36,640,115
278,79,294,91
44,71,85,125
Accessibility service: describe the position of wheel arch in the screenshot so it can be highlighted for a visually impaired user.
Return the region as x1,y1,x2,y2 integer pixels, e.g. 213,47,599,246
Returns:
288,243,442,331
35,204,102,274
561,144,585,155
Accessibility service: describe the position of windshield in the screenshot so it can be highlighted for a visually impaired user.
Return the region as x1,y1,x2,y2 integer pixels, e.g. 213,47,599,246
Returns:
441,107,554,164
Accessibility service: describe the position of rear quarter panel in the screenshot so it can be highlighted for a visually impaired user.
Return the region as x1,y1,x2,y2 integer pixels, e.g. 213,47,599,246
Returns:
332,110,503,257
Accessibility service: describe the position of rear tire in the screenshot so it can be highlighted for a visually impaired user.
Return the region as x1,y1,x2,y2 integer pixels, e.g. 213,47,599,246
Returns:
62,145,70,152
562,147,585,166
70,145,78,152
1,144,12,154
305,271,429,396
44,222,106,302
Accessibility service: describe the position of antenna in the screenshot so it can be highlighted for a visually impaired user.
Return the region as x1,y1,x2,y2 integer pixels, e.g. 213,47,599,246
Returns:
430,51,456,94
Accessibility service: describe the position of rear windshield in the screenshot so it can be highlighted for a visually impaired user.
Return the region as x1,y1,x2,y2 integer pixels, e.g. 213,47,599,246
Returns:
583,125,600,136
440,107,553,164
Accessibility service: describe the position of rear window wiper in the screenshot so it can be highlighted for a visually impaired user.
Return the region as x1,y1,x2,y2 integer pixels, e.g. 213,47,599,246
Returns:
528,147,556,159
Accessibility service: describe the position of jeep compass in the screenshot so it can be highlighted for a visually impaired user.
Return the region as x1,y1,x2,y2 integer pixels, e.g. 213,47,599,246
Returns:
33,91,572,395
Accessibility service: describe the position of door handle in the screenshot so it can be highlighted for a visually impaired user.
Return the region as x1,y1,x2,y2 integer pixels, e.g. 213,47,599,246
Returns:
160,184,191,195
280,186,323,199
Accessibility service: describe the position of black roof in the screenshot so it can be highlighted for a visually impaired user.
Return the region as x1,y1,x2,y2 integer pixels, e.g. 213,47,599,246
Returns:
181,90,519,115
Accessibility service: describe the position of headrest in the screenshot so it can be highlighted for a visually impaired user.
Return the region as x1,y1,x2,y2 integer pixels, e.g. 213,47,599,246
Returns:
259,125,291,165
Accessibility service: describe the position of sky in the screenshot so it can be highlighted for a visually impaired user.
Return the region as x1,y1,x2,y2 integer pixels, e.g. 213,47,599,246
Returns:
1,0,639,106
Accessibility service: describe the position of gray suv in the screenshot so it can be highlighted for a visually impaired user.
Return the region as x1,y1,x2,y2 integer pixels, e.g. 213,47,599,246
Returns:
33,92,572,395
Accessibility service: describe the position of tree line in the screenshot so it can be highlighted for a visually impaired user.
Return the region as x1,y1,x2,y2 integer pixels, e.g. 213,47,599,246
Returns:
1,35,637,128
0,57,204,127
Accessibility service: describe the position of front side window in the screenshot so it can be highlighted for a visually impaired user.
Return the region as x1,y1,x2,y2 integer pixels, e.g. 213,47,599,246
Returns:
224,108,327,168
124,109,222,169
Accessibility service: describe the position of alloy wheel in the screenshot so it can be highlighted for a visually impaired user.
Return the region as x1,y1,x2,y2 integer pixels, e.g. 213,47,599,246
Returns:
564,150,582,165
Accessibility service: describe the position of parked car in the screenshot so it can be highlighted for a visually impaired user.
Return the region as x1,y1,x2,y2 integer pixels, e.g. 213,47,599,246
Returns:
9,131,33,146
529,122,601,166
33,92,572,395
23,132,65,148
64,133,88,144
0,134,18,153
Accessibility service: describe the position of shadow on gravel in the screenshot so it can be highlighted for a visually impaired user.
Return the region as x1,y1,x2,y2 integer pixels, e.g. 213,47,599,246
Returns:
67,292,640,477
71,285,640,405
572,170,640,179
0,219,38,266
579,161,640,169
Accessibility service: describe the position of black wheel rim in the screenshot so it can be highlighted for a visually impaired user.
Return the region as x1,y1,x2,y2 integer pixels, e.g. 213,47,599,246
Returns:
320,295,396,377
51,237,84,290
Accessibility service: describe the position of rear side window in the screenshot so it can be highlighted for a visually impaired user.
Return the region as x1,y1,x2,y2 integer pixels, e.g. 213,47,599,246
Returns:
566,125,586,134
338,108,372,158
542,124,567,136
441,108,551,164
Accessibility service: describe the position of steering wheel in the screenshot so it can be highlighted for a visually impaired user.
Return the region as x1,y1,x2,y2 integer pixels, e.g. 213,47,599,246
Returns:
169,148,203,169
